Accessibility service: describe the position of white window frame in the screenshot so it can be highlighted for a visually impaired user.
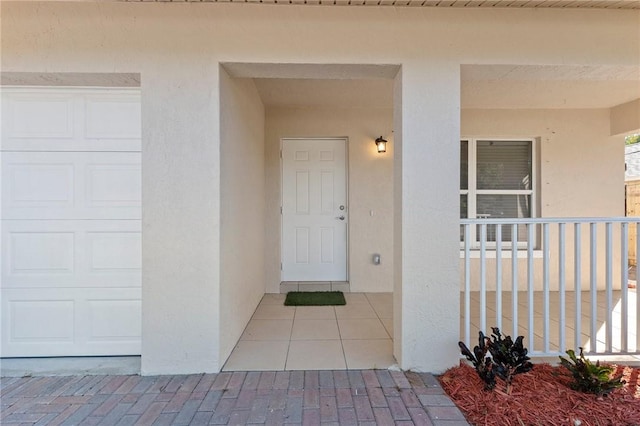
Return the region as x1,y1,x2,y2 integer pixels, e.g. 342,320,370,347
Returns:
461,137,537,249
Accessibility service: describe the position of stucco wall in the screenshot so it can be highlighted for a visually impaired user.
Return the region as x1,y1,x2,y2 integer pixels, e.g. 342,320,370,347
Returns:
264,106,394,293
461,109,624,291
611,99,640,136
2,1,637,373
219,71,266,364
395,62,462,371
462,108,621,218
138,65,222,375
392,72,404,365
4,4,638,67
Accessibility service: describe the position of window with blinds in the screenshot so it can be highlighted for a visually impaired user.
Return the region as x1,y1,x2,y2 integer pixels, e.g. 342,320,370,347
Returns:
460,138,535,245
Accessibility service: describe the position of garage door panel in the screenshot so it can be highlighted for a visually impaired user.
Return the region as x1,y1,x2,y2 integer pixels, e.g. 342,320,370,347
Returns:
2,152,141,219
1,288,141,357
9,231,75,275
1,88,140,152
85,95,141,140
88,232,142,272
2,221,141,289
87,300,142,341
9,299,75,343
86,164,142,208
4,93,75,140
7,163,74,205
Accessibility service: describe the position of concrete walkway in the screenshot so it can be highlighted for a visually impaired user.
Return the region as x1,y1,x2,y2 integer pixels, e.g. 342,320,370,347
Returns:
1,370,470,425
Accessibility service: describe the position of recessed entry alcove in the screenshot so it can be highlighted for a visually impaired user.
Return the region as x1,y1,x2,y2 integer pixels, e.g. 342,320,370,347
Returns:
217,63,399,369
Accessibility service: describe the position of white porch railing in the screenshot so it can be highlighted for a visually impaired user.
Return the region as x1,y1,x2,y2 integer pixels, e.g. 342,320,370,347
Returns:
461,217,640,357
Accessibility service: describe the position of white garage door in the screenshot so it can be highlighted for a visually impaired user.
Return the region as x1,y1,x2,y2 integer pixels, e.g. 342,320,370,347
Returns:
1,87,142,357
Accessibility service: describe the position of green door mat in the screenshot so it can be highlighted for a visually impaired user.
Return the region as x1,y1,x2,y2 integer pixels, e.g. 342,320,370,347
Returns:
284,291,346,306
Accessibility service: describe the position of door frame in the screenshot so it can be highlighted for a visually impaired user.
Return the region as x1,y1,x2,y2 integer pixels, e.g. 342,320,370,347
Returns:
280,137,350,282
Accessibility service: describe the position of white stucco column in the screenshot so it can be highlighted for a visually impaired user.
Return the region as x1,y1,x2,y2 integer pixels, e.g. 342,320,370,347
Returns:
393,62,461,373
141,63,221,375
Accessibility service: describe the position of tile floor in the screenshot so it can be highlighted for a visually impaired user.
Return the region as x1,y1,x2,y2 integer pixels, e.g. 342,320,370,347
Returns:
462,289,640,360
223,293,395,371
225,289,639,372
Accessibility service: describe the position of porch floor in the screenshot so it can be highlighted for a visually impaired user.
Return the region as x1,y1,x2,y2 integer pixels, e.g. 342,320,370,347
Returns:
463,289,639,359
225,289,639,371
222,293,394,371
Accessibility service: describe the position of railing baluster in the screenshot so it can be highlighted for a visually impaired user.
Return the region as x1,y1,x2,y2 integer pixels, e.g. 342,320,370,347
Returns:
512,223,518,340
458,217,639,358
543,223,550,353
496,224,502,331
590,222,598,353
464,224,471,347
528,223,535,352
480,223,487,335
621,222,628,353
605,222,613,353
558,223,566,354
575,223,582,352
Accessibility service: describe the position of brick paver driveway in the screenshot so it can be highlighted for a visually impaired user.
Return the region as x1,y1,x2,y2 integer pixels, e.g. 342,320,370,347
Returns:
1,370,469,425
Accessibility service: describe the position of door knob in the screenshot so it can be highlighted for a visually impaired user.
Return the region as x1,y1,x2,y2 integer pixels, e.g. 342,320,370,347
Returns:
337,215,345,221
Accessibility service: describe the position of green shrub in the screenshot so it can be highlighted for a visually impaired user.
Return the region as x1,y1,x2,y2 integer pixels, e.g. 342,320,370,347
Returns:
559,347,624,397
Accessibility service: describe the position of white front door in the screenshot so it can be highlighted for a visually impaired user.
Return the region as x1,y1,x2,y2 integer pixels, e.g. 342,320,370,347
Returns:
281,138,347,282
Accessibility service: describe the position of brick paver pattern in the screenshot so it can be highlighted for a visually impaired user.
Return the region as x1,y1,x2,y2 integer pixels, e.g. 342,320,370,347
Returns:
0,370,470,425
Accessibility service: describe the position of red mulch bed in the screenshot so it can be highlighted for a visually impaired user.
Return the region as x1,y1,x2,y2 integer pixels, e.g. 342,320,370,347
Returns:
440,363,640,426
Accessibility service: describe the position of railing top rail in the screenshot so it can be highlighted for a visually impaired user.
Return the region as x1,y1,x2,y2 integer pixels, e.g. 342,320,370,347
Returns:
460,217,640,225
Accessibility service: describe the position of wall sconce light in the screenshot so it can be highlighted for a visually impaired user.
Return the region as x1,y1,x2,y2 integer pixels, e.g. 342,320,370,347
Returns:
375,136,388,153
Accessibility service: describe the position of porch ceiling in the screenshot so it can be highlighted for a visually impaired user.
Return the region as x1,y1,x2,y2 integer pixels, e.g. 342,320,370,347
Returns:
253,65,640,110
462,65,640,109
122,0,639,9
254,78,394,108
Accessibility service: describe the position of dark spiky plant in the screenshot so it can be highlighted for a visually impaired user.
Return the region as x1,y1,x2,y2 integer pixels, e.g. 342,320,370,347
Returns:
485,327,533,394
458,331,497,390
559,348,624,397
459,327,533,394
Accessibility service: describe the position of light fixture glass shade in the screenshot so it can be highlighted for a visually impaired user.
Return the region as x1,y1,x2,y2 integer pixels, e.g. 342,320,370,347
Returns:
375,136,387,153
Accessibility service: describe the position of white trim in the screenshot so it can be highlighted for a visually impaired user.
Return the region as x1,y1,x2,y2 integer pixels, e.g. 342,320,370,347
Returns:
461,217,640,224
460,250,543,259
460,137,537,248
475,190,533,195
1,86,141,93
